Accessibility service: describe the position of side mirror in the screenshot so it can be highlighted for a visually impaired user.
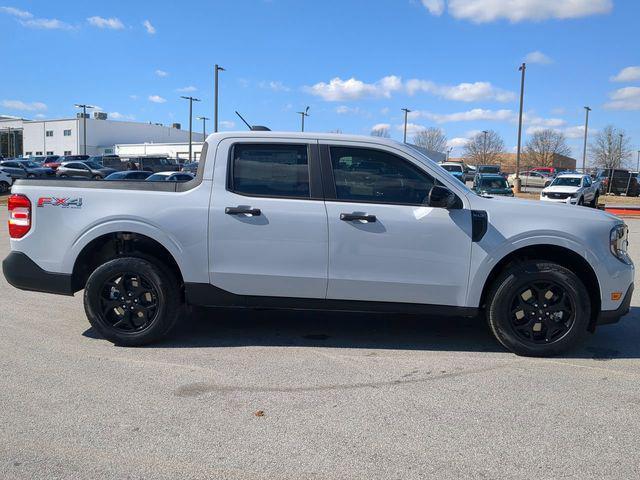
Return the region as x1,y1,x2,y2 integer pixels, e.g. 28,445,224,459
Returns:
428,185,458,209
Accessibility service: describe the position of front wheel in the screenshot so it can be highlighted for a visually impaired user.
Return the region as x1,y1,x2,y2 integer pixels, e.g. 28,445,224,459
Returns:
591,193,599,208
486,260,590,356
27,174,36,179
93,174,102,180
83,257,182,346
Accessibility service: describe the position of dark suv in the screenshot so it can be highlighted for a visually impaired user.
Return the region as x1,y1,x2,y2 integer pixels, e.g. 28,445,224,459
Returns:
133,156,181,173
595,168,639,196
0,159,55,179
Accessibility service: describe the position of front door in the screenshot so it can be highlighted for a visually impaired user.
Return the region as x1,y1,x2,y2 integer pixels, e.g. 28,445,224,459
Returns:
321,143,472,307
209,139,328,299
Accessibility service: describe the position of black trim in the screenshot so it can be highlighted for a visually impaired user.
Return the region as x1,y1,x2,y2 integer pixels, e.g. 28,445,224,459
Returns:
14,178,190,192
2,251,74,296
184,282,479,317
471,210,488,242
597,284,634,326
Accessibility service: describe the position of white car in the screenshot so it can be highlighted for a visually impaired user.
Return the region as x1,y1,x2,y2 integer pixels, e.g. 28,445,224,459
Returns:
0,169,13,194
2,132,634,357
540,174,599,207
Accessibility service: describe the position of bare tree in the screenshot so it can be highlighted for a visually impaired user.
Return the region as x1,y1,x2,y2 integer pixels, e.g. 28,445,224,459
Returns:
524,129,572,167
370,126,390,138
463,130,505,165
590,125,633,169
412,127,447,152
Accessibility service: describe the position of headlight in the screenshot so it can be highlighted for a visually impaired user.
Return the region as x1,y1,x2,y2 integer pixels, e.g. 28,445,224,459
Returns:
610,224,631,264
572,191,581,198
540,191,547,197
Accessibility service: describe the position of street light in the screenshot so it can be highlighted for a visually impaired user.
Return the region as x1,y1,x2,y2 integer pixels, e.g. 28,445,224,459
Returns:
637,150,640,174
74,103,95,155
297,106,310,132
618,133,624,166
514,63,526,192
582,106,591,172
214,64,225,133
401,108,411,143
196,116,210,141
181,96,201,162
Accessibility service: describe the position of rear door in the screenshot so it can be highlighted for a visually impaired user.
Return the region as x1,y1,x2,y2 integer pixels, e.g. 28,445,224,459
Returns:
320,142,472,306
208,138,328,299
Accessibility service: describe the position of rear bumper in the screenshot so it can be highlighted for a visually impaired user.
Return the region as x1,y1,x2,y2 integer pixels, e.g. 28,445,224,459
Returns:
2,251,74,296
597,284,634,325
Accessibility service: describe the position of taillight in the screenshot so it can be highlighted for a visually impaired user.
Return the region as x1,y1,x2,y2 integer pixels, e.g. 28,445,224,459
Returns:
8,194,31,239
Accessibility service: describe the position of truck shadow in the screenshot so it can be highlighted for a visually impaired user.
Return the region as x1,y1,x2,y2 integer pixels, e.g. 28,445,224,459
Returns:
84,306,640,359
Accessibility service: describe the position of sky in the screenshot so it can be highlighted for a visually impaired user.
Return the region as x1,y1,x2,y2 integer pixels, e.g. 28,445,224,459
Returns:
1,0,639,163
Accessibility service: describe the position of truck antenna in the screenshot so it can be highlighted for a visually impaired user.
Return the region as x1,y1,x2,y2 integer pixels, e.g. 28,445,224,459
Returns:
235,111,252,130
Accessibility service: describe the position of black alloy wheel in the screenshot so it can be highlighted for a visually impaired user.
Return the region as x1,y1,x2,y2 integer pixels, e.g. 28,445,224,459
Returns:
99,272,160,333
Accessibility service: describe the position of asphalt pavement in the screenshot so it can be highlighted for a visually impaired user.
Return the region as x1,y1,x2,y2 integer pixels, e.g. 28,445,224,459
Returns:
1,207,639,479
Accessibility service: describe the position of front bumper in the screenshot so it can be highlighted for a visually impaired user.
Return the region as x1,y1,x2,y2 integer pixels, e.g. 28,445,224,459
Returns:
540,195,578,204
2,251,74,296
597,284,634,325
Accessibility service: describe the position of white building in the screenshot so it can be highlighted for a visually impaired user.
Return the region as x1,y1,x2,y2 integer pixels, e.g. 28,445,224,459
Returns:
0,114,204,157
115,141,205,162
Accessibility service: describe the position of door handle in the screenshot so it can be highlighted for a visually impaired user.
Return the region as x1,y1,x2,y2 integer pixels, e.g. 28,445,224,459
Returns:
340,213,376,222
225,207,261,216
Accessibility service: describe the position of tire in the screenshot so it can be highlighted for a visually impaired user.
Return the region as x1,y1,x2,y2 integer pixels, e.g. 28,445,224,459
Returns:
0,181,9,194
83,257,182,346
577,196,584,206
591,193,599,208
59,174,67,178
27,174,36,179
486,260,590,356
93,174,102,180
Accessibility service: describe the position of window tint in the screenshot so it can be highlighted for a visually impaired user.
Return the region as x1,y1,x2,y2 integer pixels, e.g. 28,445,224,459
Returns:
329,147,434,205
230,144,310,198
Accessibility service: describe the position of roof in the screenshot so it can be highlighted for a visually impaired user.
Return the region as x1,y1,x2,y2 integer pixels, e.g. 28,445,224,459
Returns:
205,130,406,146
556,173,585,178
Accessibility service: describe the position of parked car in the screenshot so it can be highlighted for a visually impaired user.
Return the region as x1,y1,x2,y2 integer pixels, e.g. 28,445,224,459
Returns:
540,174,599,207
476,165,502,175
439,162,465,183
90,155,125,170
0,169,12,193
58,155,90,163
3,132,634,357
507,170,549,188
0,159,55,179
104,170,152,181
29,156,47,165
181,162,199,174
42,155,62,170
473,174,514,197
145,171,194,182
56,160,117,179
594,168,639,196
133,156,181,173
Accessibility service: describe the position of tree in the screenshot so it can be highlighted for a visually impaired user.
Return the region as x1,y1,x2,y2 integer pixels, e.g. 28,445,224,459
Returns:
370,126,390,138
524,129,572,167
412,127,447,152
463,130,505,165
590,125,633,169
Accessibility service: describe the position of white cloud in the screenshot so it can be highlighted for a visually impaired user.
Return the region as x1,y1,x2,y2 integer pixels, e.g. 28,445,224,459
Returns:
176,86,197,93
219,120,235,130
371,123,391,131
405,79,516,102
604,86,640,111
419,108,514,123
142,19,156,34
611,66,640,83
445,0,612,23
421,0,445,15
109,112,135,120
447,137,469,148
155,69,169,77
396,122,428,136
524,50,553,64
35,113,46,118
87,16,124,30
148,95,166,103
1,99,47,111
336,105,362,115
305,76,402,101
524,114,566,128
259,81,290,92
0,6,32,18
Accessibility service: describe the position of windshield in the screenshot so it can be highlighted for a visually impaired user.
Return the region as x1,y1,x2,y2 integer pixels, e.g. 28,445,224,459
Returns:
479,166,500,174
479,177,508,189
551,177,581,187
20,161,39,168
85,161,102,169
146,174,169,181
441,165,462,173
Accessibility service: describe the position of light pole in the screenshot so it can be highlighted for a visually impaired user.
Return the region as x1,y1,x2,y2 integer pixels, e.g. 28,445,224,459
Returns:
446,146,453,162
514,63,526,193
618,133,624,167
582,106,591,172
297,106,310,132
401,108,411,143
482,130,488,164
74,103,95,155
637,150,640,173
214,64,225,133
181,96,201,162
196,116,209,140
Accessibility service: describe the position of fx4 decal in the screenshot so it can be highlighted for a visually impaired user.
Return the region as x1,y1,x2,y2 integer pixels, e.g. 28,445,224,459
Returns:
37,197,83,209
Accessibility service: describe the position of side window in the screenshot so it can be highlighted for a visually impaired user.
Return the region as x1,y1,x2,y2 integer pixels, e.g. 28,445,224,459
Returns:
329,146,434,205
229,144,310,198
584,177,591,187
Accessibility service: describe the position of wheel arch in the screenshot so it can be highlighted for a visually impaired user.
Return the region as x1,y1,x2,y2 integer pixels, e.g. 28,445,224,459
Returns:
478,244,601,330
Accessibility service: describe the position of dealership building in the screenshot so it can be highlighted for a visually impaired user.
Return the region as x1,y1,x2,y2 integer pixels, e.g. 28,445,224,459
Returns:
0,113,204,158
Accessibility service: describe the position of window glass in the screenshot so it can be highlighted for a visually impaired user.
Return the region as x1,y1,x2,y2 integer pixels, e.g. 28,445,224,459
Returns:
329,146,434,205
46,151,54,155
231,144,310,198
46,130,53,137
551,177,581,187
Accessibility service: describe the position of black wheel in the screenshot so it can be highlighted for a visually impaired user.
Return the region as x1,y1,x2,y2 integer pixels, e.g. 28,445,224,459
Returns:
577,196,584,206
486,261,590,356
591,193,599,208
93,174,102,180
83,257,182,346
27,174,36,179
0,181,9,194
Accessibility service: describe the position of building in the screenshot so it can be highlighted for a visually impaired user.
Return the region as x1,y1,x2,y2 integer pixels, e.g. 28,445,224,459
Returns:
449,153,577,173
0,113,204,158
115,141,205,162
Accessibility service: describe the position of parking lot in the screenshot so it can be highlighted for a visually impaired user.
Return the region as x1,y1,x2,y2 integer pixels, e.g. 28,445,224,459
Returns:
1,206,639,480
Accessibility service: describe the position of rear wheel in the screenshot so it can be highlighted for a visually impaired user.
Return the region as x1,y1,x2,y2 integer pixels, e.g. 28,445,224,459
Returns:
83,257,182,346
486,260,590,356
27,174,36,179
93,174,102,180
0,181,9,193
